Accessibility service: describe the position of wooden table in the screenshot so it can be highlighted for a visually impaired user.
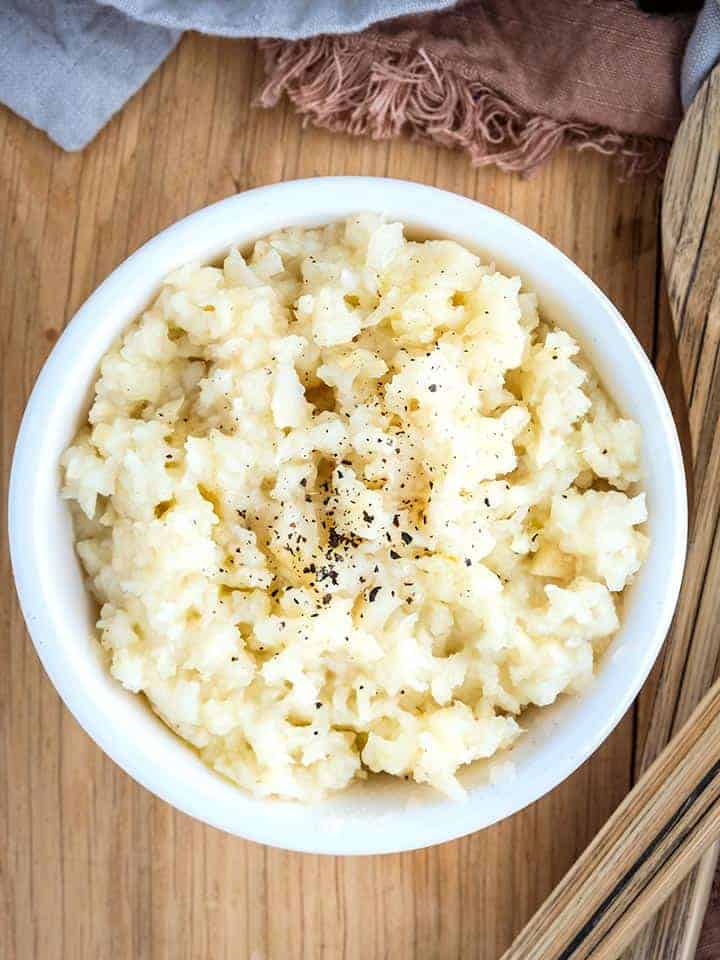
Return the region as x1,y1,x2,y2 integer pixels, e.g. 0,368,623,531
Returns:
0,35,690,959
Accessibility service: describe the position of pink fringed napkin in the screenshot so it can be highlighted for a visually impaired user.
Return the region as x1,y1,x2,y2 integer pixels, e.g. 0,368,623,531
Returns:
259,0,694,176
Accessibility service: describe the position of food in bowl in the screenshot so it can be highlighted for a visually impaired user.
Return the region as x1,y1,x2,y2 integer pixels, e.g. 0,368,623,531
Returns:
61,215,649,802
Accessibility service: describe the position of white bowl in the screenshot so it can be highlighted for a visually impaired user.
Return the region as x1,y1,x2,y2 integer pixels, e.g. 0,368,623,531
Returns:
9,177,687,855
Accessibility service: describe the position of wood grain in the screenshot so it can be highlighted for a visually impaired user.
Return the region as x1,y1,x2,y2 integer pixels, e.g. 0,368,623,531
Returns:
502,676,720,960
624,62,720,960
0,35,691,959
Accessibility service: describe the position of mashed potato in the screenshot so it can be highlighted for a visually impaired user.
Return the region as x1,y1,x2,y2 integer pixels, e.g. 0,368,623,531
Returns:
62,215,648,801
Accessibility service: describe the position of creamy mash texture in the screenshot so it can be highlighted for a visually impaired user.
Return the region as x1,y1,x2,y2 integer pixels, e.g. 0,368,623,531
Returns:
62,216,648,801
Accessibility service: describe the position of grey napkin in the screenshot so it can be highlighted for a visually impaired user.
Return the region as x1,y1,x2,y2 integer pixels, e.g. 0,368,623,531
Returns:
0,1,180,151
106,0,455,38
682,0,720,107
0,0,455,150
0,0,718,153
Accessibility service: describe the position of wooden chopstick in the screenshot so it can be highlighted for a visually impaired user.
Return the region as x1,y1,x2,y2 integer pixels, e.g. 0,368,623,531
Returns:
501,678,720,960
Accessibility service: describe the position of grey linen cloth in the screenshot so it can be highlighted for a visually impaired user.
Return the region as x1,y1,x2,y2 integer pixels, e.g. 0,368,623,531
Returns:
0,1,179,151
0,0,456,150
682,0,720,107
0,0,718,152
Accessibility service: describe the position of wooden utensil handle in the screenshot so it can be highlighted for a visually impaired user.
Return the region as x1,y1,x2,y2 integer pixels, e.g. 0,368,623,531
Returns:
501,678,720,960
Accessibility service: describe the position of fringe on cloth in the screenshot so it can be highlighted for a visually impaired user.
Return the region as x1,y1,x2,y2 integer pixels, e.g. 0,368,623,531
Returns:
258,36,669,178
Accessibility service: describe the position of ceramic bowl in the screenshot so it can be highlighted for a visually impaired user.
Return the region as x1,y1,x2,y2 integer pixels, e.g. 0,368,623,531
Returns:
9,177,687,854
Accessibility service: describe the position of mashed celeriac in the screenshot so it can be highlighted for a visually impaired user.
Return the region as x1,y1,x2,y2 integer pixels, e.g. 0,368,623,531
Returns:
62,215,648,800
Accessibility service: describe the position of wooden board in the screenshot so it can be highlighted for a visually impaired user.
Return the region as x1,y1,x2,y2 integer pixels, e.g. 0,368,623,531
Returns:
0,35,694,959
638,62,720,960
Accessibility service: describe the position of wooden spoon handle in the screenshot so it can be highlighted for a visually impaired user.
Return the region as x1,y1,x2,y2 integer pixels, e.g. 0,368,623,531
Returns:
501,678,720,960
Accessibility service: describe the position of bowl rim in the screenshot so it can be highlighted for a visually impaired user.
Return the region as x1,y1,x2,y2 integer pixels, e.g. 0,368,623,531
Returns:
8,176,688,854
